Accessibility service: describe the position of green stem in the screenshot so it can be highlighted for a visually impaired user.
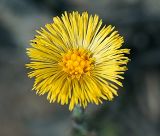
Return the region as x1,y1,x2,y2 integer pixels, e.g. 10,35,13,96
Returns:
72,105,88,136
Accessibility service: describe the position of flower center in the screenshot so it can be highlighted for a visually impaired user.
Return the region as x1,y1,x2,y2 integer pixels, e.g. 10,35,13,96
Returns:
59,49,95,79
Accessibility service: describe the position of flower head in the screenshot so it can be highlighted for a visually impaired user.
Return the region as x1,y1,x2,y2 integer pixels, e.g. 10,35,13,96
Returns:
26,11,130,111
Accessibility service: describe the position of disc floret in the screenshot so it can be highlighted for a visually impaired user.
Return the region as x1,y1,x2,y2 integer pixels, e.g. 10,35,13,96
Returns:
59,49,95,79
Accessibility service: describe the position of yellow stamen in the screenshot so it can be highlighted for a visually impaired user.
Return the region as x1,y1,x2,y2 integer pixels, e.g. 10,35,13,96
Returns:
60,49,94,79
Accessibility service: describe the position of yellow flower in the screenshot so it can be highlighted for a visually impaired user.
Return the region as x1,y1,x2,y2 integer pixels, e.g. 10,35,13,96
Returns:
26,11,130,111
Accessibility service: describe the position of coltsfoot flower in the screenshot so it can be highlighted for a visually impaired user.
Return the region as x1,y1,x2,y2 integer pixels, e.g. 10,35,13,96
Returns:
26,11,130,111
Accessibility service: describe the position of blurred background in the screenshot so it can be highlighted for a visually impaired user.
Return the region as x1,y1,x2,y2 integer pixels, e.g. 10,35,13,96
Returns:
0,0,160,136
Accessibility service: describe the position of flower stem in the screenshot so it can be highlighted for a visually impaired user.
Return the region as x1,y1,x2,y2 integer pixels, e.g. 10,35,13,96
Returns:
72,105,88,136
